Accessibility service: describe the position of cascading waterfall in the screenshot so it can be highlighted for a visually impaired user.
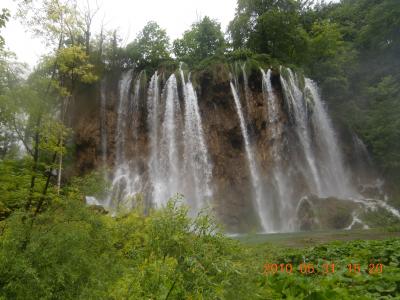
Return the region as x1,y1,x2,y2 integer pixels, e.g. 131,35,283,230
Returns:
95,67,214,213
276,67,400,229
230,80,270,232
85,65,400,233
180,67,213,211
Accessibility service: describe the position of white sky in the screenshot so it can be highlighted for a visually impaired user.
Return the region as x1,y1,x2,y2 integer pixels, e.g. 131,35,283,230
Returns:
1,0,237,67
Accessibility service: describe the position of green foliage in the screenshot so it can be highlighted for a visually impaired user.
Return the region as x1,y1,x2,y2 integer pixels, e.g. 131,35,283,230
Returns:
54,45,98,88
249,9,309,65
110,198,254,299
173,17,225,66
0,200,121,299
0,8,10,50
69,170,110,200
360,76,400,173
245,238,400,299
358,0,400,52
126,21,171,70
15,0,82,47
0,195,257,299
0,159,33,212
226,48,254,61
0,181,399,300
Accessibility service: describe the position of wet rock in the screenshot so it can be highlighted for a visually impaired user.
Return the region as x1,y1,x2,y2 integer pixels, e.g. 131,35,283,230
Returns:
296,195,361,231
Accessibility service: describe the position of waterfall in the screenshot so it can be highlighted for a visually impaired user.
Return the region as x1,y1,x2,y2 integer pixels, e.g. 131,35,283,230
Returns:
153,74,183,207
230,80,270,232
241,64,252,119
110,70,143,209
305,78,355,198
147,72,161,207
129,70,143,141
261,69,281,143
261,69,294,230
180,67,213,211
116,70,133,165
100,79,107,166
94,67,214,212
280,68,323,195
86,66,400,232
279,67,356,199
352,133,373,166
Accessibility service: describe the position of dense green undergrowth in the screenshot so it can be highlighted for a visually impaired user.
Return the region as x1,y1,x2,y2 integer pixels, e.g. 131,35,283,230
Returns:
0,196,399,299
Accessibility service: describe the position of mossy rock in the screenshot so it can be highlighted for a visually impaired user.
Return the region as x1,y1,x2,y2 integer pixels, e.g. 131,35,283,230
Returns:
296,195,361,231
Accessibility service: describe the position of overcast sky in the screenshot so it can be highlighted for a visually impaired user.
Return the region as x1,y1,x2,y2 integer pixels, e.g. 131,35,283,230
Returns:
1,0,237,67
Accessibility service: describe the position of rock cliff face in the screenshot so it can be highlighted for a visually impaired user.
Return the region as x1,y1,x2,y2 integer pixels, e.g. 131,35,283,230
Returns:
69,64,395,233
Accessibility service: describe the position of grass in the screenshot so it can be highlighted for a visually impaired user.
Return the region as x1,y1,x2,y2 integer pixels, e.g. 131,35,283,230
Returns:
234,228,400,247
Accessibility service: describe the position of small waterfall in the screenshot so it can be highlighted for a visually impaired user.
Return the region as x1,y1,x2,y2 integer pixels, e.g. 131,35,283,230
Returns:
305,78,355,198
241,64,252,119
230,80,270,232
352,133,373,165
180,67,213,211
261,69,281,144
100,79,107,166
280,68,323,195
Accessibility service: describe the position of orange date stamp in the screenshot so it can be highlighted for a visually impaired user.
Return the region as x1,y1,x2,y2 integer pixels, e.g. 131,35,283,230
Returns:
263,260,384,275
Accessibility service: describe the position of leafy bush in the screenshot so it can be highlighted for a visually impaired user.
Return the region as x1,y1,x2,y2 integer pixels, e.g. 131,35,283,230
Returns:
0,200,120,299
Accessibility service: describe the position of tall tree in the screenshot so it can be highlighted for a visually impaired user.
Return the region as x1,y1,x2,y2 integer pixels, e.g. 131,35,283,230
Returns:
173,16,225,65
125,21,171,69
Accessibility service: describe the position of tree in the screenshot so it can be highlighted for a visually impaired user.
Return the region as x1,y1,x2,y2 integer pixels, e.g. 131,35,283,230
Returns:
51,45,97,194
0,8,10,50
126,21,171,69
228,0,304,49
173,17,225,65
362,76,400,174
79,0,101,55
247,9,309,65
16,0,82,48
358,0,400,52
